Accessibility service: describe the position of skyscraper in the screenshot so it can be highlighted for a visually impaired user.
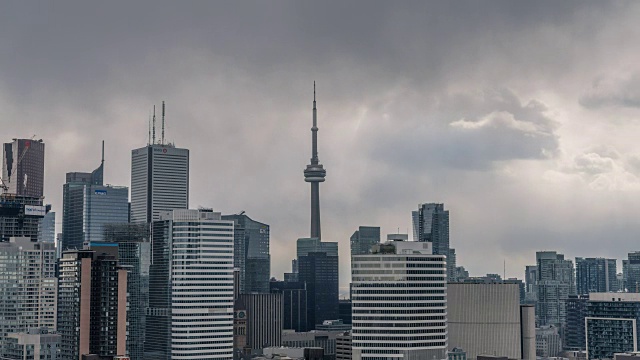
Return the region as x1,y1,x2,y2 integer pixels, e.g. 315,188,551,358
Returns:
351,240,447,360
414,203,454,278
146,209,234,360
575,257,617,295
37,209,55,243
623,251,640,292
239,293,283,351
585,293,640,359
350,226,380,256
2,138,45,198
270,280,309,332
0,237,57,358
222,213,270,294
535,251,575,329
62,150,129,250
299,252,339,328
303,83,326,240
297,237,338,258
0,195,47,242
57,243,128,360
130,111,189,223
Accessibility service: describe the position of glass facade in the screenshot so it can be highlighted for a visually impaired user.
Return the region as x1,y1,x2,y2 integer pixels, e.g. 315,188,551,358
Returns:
350,226,380,256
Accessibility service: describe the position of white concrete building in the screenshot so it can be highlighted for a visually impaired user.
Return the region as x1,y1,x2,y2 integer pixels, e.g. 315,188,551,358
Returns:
351,240,447,360
145,209,234,360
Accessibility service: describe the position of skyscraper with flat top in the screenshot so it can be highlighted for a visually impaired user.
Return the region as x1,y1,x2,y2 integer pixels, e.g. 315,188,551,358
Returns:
304,83,326,240
2,138,45,198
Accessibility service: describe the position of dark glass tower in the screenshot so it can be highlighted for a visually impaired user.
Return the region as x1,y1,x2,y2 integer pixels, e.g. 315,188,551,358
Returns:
222,213,270,294
303,83,326,240
298,252,339,328
270,280,309,332
350,226,380,256
575,257,617,295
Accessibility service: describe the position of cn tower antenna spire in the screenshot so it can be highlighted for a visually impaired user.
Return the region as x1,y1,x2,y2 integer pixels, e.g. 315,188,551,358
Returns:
304,81,326,240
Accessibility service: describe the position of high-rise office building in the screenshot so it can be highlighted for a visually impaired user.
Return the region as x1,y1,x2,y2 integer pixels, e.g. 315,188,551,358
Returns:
130,143,189,224
270,280,309,332
297,237,338,258
447,283,535,360
575,257,617,295
62,177,128,250
2,138,45,198
351,240,447,360
586,293,640,359
535,251,575,329
350,226,380,256
222,213,270,294
0,195,47,242
103,223,151,360
299,252,339,328
57,243,128,360
623,251,640,293
303,83,326,240
525,265,538,294
239,293,283,351
37,209,55,243
62,148,129,250
146,209,234,360
0,237,57,358
414,203,455,279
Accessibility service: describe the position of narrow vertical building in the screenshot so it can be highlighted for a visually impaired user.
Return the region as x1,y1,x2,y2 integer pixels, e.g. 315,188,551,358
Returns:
57,244,128,360
414,203,455,279
2,138,45,198
222,213,270,294
535,251,575,329
299,252,339,328
239,293,283,351
146,209,234,360
351,240,447,360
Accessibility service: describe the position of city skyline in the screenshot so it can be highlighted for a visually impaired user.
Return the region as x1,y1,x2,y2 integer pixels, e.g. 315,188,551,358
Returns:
3,2,640,292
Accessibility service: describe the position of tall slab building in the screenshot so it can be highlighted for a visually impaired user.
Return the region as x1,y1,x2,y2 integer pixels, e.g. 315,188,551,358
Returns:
130,144,189,223
414,203,457,280
146,209,234,360
2,138,45,198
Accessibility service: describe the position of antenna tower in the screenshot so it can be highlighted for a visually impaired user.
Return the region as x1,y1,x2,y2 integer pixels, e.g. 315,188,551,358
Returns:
152,105,156,145
161,101,165,145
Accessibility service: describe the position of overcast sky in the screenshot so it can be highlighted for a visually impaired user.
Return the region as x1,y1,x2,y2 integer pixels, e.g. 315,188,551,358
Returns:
3,1,640,294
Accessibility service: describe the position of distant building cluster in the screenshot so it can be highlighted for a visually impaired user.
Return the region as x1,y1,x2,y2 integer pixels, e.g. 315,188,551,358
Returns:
0,93,636,360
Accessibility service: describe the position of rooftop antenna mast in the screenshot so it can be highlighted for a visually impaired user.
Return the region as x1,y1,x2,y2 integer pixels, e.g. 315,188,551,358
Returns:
152,105,156,145
101,140,105,168
161,101,165,145
148,113,151,146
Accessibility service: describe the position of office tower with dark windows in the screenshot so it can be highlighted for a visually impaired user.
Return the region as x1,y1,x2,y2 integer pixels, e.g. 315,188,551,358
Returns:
222,213,270,294
62,148,129,250
298,252,339,329
270,280,309,332
130,142,189,224
564,295,589,351
297,237,338,258
2,138,45,198
575,257,617,295
351,240,447,360
350,226,380,256
146,209,234,360
0,237,57,359
623,251,640,293
339,300,352,325
57,243,128,360
103,223,150,360
239,293,283,351
414,203,455,279
535,251,575,329
0,195,47,242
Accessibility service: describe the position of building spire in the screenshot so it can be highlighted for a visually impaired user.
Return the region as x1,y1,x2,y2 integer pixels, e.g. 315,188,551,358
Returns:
304,82,326,240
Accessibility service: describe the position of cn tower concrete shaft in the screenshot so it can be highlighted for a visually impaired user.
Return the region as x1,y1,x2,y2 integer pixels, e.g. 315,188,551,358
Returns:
304,82,326,239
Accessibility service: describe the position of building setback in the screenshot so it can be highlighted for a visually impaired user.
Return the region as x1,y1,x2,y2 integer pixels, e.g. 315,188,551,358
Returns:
0,237,57,359
351,240,447,360
447,283,535,360
57,244,128,360
145,209,234,360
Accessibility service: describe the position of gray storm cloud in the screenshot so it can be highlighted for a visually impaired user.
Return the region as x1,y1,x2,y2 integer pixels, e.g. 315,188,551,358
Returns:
1,1,640,292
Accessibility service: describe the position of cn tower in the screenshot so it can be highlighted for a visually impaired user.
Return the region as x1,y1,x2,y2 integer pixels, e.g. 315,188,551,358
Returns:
304,82,326,240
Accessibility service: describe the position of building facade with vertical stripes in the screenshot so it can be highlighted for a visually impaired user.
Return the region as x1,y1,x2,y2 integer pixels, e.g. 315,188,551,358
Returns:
146,209,234,360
